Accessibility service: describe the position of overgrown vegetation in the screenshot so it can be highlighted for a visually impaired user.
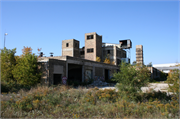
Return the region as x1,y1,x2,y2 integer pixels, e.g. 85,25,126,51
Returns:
1,49,179,118
167,69,179,97
1,85,179,118
112,62,151,101
1,47,41,93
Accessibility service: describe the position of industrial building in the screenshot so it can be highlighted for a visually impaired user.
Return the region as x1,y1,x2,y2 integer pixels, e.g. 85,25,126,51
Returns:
38,32,132,86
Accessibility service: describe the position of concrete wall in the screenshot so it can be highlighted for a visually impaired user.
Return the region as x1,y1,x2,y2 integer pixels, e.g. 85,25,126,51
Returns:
38,62,49,86
39,56,119,86
96,34,102,60
62,39,80,57
102,46,127,66
85,32,102,61
48,59,66,85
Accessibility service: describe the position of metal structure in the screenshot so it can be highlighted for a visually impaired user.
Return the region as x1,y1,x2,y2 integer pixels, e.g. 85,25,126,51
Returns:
119,39,132,63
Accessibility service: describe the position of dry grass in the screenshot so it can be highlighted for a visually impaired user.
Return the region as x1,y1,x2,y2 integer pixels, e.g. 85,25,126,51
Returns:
1,85,179,118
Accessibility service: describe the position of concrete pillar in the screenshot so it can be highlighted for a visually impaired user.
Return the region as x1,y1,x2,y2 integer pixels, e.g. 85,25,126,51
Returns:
93,66,95,80
103,68,105,79
66,62,68,78
82,65,84,82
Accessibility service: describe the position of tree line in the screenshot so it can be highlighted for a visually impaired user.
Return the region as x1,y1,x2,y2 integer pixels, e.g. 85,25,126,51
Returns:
1,47,42,92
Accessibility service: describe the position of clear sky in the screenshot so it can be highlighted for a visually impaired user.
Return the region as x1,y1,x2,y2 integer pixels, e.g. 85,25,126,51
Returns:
1,0,179,65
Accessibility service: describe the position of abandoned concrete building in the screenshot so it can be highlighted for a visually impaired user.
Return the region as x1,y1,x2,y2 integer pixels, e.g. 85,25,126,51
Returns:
38,32,131,86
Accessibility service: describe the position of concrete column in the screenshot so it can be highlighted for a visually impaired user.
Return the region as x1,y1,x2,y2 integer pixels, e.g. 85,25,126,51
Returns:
66,62,68,78
82,65,84,82
103,68,105,79
93,66,95,79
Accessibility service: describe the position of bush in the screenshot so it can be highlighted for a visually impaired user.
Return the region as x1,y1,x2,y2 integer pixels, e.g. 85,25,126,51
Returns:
112,62,150,101
166,69,179,97
1,48,17,85
12,51,41,86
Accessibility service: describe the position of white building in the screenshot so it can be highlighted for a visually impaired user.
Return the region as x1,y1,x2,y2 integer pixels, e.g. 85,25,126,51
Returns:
153,63,180,73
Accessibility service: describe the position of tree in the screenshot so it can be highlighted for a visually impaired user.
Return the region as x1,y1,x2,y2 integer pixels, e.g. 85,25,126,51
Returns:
12,47,41,86
96,56,101,62
0,47,17,84
167,69,179,97
22,46,32,55
112,62,150,101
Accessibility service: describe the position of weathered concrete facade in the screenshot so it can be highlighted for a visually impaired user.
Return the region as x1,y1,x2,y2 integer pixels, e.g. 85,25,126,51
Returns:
38,32,129,86
62,39,80,57
84,32,102,61
136,45,143,65
102,46,126,65
38,56,118,86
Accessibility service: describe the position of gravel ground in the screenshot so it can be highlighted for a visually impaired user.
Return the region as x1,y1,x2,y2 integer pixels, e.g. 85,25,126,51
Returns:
97,83,173,95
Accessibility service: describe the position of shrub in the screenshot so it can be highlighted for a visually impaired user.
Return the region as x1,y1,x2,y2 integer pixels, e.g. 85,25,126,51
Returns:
167,69,179,97
96,56,101,62
12,47,41,86
1,47,17,85
112,62,150,101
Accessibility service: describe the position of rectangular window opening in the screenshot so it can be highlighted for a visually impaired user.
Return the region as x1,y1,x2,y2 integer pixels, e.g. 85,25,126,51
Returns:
87,35,94,39
87,48,94,53
66,43,69,47
107,50,110,54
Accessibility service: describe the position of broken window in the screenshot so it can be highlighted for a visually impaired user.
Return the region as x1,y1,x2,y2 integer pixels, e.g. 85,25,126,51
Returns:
66,43,69,47
80,51,84,55
87,35,94,39
107,50,110,54
87,48,94,53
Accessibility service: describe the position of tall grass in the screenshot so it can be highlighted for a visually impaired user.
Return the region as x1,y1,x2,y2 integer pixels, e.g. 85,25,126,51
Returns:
1,85,179,118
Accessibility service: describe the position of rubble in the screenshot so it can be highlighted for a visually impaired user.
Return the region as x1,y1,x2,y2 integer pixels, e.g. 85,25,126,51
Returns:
87,79,115,87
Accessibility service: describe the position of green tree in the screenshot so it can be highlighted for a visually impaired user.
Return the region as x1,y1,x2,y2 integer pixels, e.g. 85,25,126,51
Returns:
0,47,17,84
112,62,150,101
12,47,41,86
167,69,179,97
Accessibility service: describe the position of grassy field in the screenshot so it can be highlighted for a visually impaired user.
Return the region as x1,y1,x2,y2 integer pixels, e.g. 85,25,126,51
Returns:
1,85,179,118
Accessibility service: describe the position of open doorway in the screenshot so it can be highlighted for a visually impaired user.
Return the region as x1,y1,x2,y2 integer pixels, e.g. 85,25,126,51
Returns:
105,69,109,81
68,64,82,85
53,74,62,85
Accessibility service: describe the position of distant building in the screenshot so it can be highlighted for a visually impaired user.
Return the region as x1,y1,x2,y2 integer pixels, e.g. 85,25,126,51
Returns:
153,63,180,73
38,32,131,86
136,45,143,66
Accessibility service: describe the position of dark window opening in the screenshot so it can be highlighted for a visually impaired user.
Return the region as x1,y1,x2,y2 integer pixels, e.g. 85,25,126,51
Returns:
107,50,110,54
87,35,94,39
75,43,78,48
87,48,94,53
80,51,84,55
66,43,69,47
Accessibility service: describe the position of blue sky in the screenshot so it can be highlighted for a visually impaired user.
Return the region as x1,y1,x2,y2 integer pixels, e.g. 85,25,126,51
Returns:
1,0,179,65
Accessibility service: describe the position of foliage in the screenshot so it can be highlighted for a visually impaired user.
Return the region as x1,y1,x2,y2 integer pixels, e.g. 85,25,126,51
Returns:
103,54,111,64
132,61,136,66
1,85,179,118
167,69,179,97
111,61,115,65
0,47,17,84
22,46,32,55
96,56,101,62
147,62,152,67
112,62,151,101
12,48,41,86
